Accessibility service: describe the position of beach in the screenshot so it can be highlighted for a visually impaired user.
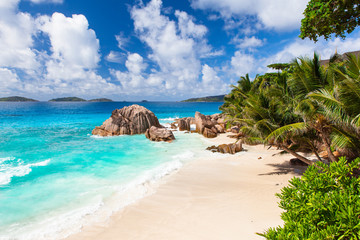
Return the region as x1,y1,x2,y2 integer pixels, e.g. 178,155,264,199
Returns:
67,133,305,240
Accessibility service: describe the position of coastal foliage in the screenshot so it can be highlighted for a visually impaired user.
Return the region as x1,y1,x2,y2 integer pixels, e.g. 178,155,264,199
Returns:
300,0,360,41
259,157,360,239
221,53,360,164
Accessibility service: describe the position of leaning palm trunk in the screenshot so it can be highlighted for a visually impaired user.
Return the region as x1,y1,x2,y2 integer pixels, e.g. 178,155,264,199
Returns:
280,144,314,165
313,116,338,162
319,132,337,162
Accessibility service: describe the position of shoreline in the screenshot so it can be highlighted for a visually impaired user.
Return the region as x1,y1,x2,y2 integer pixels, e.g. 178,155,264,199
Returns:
66,133,306,240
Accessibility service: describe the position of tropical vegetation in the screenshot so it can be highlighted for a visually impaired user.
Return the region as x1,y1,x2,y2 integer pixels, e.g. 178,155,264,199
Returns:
220,53,360,165
259,157,360,239
300,0,360,42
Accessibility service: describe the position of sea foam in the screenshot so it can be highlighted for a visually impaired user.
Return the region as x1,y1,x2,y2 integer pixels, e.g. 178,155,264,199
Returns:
159,117,178,122
2,159,185,240
0,158,50,186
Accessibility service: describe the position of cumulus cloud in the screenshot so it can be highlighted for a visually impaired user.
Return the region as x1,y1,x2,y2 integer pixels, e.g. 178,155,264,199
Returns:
231,50,255,77
127,0,228,97
38,13,100,69
175,10,207,39
0,2,119,99
110,0,227,98
111,53,147,90
34,12,120,97
197,64,228,94
0,0,39,71
190,0,308,31
105,51,126,63
233,36,264,49
0,68,22,95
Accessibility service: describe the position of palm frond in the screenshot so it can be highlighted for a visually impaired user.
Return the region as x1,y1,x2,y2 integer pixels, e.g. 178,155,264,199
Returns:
265,122,308,143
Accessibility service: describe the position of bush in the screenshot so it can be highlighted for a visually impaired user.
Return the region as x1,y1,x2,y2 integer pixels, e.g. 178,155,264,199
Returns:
259,157,360,239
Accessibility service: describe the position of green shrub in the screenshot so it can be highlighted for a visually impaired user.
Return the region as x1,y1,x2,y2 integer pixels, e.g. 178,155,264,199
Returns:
259,157,360,240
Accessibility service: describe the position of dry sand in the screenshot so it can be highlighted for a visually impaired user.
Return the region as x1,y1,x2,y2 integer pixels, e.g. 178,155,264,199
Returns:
67,133,306,240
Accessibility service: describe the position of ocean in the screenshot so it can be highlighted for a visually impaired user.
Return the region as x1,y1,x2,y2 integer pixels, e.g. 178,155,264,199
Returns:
0,101,222,239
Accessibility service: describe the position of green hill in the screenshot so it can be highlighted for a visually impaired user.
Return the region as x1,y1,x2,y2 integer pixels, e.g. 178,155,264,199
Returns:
0,96,38,102
88,98,113,102
49,97,86,102
181,95,225,102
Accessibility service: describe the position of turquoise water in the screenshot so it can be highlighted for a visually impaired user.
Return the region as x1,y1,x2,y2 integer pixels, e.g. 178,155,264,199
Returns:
0,102,222,239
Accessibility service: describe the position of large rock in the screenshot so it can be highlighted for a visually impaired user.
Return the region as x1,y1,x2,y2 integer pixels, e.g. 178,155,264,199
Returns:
206,140,243,154
92,104,161,136
195,112,215,134
145,126,175,142
177,118,191,131
203,127,217,138
214,124,225,133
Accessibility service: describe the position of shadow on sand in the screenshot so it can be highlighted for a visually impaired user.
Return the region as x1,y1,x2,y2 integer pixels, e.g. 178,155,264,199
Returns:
258,161,308,176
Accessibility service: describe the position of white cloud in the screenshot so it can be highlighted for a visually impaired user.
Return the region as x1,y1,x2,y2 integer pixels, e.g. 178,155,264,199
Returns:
105,51,126,63
197,64,228,94
128,0,228,97
0,0,39,71
175,10,207,39
111,53,147,90
231,50,255,77
190,0,308,31
38,13,100,69
233,34,360,77
35,12,121,97
125,53,147,74
233,36,264,49
115,32,128,50
266,35,360,66
0,2,122,99
0,68,22,95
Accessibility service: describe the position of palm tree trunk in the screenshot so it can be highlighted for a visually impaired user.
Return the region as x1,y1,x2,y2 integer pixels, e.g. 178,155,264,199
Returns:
319,132,337,162
280,144,314,165
313,150,323,163
309,142,323,162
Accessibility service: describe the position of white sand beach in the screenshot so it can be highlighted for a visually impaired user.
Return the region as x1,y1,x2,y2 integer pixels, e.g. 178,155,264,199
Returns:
67,133,306,240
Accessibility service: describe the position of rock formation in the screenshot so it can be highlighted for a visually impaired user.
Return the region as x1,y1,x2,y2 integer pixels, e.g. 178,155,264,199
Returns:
176,117,194,131
145,126,175,142
206,140,243,154
92,104,162,136
203,127,217,138
194,112,223,138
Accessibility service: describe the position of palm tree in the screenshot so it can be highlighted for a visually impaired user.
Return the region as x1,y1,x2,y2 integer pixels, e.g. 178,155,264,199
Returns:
308,54,360,158
266,53,337,164
222,53,360,165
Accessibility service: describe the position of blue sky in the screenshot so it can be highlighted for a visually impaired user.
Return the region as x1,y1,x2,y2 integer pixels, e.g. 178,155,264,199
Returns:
1,0,360,101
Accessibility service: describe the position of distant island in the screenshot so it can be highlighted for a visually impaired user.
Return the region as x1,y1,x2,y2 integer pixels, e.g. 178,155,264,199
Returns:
88,98,113,102
181,95,225,102
49,97,86,102
0,96,38,102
